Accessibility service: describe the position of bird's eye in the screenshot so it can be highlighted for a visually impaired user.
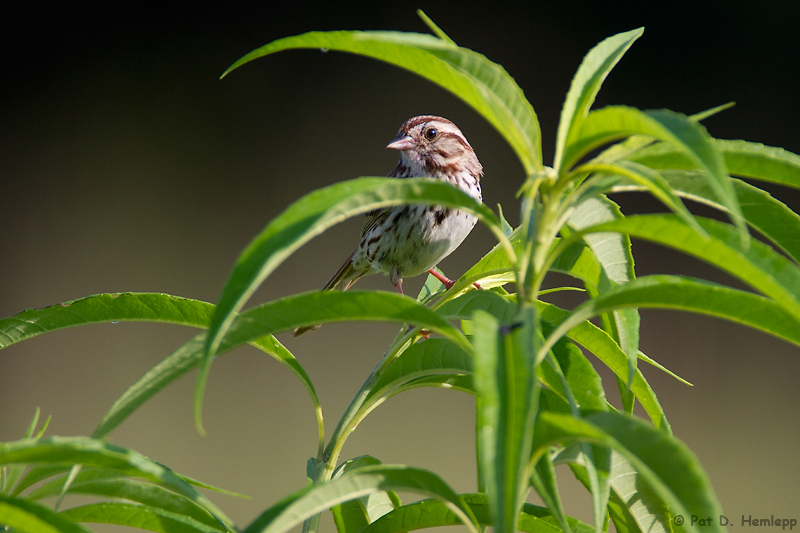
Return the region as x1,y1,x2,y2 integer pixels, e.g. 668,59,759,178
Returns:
423,127,438,141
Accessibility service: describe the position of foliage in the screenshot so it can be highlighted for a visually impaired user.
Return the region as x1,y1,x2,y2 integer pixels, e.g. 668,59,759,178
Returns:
3,10,800,533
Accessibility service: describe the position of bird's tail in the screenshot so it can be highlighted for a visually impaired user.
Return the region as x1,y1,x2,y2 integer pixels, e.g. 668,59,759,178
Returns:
293,253,361,336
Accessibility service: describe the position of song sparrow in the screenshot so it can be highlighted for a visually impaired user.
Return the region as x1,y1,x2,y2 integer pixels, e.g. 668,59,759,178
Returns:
294,115,483,336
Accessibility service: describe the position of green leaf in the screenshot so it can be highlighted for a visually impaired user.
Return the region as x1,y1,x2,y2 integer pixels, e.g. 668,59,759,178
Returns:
200,177,502,432
536,297,669,429
557,446,672,533
0,293,320,451
529,454,572,533
29,473,224,530
0,293,214,350
547,333,607,415
242,465,478,533
92,331,317,441
563,195,641,393
555,28,644,171
222,290,469,349
539,275,800,368
533,411,723,533
98,291,461,441
331,457,399,533
718,139,800,189
564,106,746,242
437,288,518,323
577,160,703,236
0,437,233,531
364,338,472,405
460,233,522,289
362,493,595,533
11,465,73,497
0,495,91,533
578,215,800,322
58,502,223,533
222,31,542,174
540,339,611,533
473,306,540,533
612,163,800,264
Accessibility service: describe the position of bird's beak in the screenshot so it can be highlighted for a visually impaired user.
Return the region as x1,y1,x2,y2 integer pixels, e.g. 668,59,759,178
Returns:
386,133,414,151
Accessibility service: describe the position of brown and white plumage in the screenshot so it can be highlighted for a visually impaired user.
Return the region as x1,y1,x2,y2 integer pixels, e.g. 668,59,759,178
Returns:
294,116,483,336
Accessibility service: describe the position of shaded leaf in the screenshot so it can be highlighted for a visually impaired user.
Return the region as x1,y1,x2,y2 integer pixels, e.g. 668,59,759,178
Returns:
243,465,478,533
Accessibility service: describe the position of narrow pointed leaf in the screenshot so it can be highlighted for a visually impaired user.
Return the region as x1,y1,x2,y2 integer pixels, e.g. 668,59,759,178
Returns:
536,299,670,430
362,493,595,533
30,475,223,530
557,447,672,533
92,332,317,441
222,32,541,174
200,177,500,431
555,28,644,171
0,293,214,350
539,275,800,365
530,454,572,533
0,495,91,533
0,437,233,531
364,338,472,405
243,465,478,533
620,171,800,264
578,160,703,235
473,306,540,533
331,458,399,533
95,290,463,440
578,215,800,321
533,411,723,533
564,195,640,393
718,139,800,189
58,502,223,533
564,106,746,241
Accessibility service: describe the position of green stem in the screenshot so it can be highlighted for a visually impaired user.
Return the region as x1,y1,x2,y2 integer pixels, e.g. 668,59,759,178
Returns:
320,328,418,471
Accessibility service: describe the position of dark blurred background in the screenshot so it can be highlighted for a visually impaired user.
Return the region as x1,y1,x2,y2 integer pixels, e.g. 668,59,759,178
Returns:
1,1,798,530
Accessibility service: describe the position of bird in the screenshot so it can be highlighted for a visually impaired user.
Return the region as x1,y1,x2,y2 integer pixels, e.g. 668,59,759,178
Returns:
294,115,483,336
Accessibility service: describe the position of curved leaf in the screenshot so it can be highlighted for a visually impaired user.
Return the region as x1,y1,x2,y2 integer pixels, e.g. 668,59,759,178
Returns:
364,338,472,405
556,446,671,533
222,30,542,174
95,290,465,440
539,274,800,364
533,411,723,533
331,457,399,533
58,502,222,533
29,474,223,530
242,465,478,533
0,293,214,350
612,168,800,264
0,437,232,531
0,495,91,533
578,215,800,321
577,160,702,235
0,293,320,444
555,28,644,171
718,139,800,189
200,178,503,431
564,106,746,240
362,493,595,533
221,290,469,350
564,195,640,394
536,300,670,431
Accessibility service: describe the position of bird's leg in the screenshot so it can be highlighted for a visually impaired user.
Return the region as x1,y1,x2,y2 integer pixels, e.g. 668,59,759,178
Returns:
390,267,404,295
427,268,482,291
